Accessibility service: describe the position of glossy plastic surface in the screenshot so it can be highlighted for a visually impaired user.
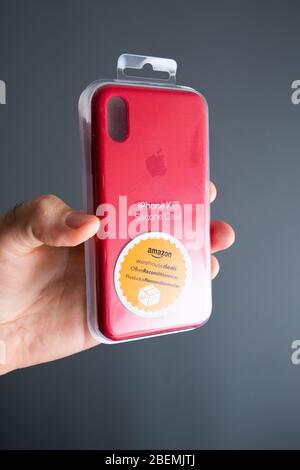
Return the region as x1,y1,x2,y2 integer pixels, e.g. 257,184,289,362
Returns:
89,83,211,341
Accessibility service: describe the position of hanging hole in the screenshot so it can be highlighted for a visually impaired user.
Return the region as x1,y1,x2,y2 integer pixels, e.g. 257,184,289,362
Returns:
124,63,170,80
107,96,128,142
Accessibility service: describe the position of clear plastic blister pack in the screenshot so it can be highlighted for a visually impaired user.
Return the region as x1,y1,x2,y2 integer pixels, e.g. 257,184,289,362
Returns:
79,54,211,343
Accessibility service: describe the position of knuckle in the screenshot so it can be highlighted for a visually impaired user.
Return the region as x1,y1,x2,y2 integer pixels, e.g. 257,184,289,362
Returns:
33,194,62,219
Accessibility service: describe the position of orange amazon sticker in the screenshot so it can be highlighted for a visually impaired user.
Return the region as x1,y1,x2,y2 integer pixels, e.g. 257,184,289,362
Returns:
114,232,192,318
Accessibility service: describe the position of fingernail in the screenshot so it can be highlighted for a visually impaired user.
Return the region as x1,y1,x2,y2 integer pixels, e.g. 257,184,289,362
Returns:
65,211,96,229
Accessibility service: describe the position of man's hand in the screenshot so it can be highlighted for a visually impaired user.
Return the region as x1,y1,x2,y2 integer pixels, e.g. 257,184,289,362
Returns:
0,184,234,375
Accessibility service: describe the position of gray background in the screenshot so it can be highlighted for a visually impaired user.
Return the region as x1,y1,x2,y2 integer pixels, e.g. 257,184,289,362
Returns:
0,0,300,450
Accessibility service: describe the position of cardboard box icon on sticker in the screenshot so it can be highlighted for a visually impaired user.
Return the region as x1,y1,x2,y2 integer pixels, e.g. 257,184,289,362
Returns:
138,285,160,307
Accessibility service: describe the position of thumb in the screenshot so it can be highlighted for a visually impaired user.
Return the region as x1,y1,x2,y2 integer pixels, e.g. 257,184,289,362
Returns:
0,194,99,257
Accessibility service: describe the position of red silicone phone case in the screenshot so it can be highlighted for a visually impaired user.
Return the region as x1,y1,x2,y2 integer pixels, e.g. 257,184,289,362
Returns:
90,83,211,341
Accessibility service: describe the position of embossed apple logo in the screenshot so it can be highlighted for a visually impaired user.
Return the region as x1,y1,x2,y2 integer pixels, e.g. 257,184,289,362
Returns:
146,149,167,176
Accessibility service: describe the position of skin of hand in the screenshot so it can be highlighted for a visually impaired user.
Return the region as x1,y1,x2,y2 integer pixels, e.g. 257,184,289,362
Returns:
0,182,235,375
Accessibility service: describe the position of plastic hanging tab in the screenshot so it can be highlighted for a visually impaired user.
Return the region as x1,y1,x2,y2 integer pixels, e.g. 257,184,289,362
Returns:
117,53,177,85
